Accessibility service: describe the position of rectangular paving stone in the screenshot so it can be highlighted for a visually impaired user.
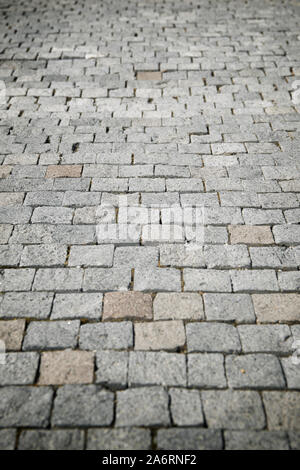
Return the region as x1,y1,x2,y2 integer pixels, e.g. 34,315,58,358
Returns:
79,322,133,350
186,322,241,353
137,71,162,80
33,268,83,291
103,292,153,321
231,270,278,292
87,428,151,450
23,320,80,351
273,225,300,245
31,206,74,224
68,245,114,267
39,350,94,385
204,293,255,323
134,268,181,292
0,352,39,385
224,430,289,450
83,268,132,292
113,246,159,268
46,165,82,178
153,292,204,320
0,244,22,266
280,358,300,389
229,225,274,245
238,324,292,353
263,392,300,430
129,351,186,386
20,244,67,267
188,353,227,389
184,269,232,292
116,386,170,427
0,319,25,350
249,246,298,269
51,293,102,320
0,386,53,428
96,350,129,389
278,271,300,292
202,390,265,430
0,292,53,319
18,429,85,450
52,385,114,427
204,245,250,268
226,354,285,389
0,429,16,450
252,294,300,323
156,428,223,450
169,388,204,426
0,268,35,291
134,320,185,351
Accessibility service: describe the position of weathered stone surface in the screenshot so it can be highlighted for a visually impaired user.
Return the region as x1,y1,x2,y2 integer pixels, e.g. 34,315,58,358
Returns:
80,322,133,350
128,351,186,386
252,294,300,323
0,319,25,350
87,428,152,450
263,392,300,430
134,321,186,351
169,388,204,426
229,225,274,245
96,350,128,388
188,353,227,388
157,429,223,450
18,430,84,450
0,352,39,385
153,293,204,320
52,385,114,427
0,429,16,450
23,320,80,350
186,322,241,353
224,431,289,450
116,387,170,427
103,292,153,320
51,293,103,320
204,293,255,323
39,350,94,385
202,390,265,429
0,386,53,427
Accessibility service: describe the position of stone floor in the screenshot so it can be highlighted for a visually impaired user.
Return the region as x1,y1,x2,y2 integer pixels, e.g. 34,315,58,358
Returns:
0,0,300,451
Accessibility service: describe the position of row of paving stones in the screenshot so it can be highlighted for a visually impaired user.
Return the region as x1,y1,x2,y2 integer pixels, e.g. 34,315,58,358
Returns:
0,386,300,449
0,266,300,292
1,427,299,451
1,348,299,389
0,292,299,321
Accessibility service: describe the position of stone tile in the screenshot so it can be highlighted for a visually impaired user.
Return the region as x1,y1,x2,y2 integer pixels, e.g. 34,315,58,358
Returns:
46,165,82,178
18,430,84,450
79,322,133,350
280,358,300,389
0,429,16,450
0,292,53,319
0,352,39,385
68,245,114,267
202,390,265,430
0,319,25,350
153,293,204,320
23,320,80,350
204,293,255,323
157,429,223,450
263,392,300,430
116,387,170,427
52,385,114,427
184,269,232,292
224,430,289,450
103,292,153,320
87,428,151,450
134,268,181,292
39,350,94,385
96,350,129,389
0,386,53,427
238,324,292,353
137,71,162,80
169,388,204,426
252,294,300,323
188,353,227,388
229,225,274,245
226,354,285,389
51,293,103,320
134,320,185,351
128,351,186,386
186,322,241,353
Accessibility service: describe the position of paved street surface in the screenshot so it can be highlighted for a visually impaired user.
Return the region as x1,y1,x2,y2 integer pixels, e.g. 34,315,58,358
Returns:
0,0,300,450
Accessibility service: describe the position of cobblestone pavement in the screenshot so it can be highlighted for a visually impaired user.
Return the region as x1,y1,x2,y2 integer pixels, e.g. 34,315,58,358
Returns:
0,0,300,451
